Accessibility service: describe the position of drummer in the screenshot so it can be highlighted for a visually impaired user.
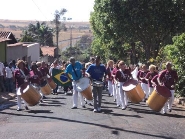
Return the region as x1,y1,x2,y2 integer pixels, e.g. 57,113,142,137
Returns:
14,60,30,111
137,64,149,101
115,61,132,110
106,60,114,97
158,62,178,114
112,60,121,105
145,65,158,98
86,56,107,113
29,62,43,102
65,57,85,109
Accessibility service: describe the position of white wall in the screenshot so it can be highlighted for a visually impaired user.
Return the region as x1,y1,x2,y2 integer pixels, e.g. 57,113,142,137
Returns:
27,43,40,63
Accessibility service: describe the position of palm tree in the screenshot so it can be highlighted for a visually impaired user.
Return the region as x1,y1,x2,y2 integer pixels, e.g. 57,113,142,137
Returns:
21,21,54,46
52,8,67,57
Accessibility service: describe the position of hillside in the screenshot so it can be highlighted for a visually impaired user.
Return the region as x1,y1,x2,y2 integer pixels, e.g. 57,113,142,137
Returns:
0,19,92,50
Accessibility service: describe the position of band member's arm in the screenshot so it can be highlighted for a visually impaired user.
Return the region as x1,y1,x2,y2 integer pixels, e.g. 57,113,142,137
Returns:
158,71,165,86
145,72,150,81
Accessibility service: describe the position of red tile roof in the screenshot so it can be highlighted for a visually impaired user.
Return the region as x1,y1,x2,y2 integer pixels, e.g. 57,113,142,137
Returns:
41,46,56,57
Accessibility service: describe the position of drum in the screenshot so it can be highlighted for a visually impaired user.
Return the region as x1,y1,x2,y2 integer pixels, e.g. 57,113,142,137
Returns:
122,79,145,103
47,78,57,89
146,85,171,112
76,77,93,100
40,81,52,95
92,80,104,87
20,83,41,106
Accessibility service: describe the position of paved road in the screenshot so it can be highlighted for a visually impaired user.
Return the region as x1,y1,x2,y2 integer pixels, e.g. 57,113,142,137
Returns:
0,90,185,139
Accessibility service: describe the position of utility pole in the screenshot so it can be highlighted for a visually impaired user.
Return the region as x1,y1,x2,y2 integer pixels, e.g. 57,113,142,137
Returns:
56,20,59,59
70,25,72,47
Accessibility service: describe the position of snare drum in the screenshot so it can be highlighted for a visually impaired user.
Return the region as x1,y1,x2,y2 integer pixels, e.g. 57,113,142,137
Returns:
40,81,52,95
76,77,93,100
146,85,171,112
47,78,57,89
122,79,145,103
92,80,104,87
20,82,41,106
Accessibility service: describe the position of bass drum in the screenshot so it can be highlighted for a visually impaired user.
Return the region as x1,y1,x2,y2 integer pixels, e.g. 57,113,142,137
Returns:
122,79,145,103
146,85,171,112
76,77,93,100
47,78,57,89
20,83,41,106
40,81,52,95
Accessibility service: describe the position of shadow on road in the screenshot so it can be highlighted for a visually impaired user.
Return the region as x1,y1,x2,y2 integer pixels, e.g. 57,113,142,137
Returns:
0,111,176,139
131,107,185,118
28,110,53,114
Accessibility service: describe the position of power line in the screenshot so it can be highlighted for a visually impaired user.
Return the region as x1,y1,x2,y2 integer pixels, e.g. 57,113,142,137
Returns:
31,0,49,21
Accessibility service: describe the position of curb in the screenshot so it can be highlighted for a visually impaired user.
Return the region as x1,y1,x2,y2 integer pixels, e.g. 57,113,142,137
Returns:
174,97,185,106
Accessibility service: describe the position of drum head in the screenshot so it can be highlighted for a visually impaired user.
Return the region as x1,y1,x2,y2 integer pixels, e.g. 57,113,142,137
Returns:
122,79,138,91
155,85,171,97
76,77,90,92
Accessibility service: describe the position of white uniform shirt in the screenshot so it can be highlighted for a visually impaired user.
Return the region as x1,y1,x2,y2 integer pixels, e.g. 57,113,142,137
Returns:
0,62,5,76
5,67,14,78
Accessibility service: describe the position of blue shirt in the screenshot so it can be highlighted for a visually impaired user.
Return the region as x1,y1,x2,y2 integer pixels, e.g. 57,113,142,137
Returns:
65,61,82,81
86,64,106,81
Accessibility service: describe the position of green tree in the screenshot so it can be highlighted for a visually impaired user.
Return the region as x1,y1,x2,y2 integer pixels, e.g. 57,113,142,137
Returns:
21,21,53,46
90,0,185,63
162,33,185,97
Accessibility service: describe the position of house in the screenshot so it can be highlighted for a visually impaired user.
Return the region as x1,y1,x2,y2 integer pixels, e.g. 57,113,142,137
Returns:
40,46,57,64
0,31,17,44
7,42,40,65
0,38,9,62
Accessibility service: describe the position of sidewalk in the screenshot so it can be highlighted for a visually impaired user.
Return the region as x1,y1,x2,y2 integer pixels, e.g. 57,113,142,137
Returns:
0,92,16,104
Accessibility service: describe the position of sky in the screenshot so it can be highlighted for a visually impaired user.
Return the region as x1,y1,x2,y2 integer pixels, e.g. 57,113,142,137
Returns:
0,0,94,22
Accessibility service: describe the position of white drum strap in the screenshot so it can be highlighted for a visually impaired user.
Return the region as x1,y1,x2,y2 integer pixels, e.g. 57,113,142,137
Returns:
20,69,26,78
119,69,126,79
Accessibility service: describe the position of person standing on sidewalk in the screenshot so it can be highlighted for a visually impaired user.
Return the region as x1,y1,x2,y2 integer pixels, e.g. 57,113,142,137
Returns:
4,62,14,93
0,61,5,93
86,56,107,113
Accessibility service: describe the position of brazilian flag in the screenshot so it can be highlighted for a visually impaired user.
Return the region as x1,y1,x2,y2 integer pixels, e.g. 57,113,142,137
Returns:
52,69,72,86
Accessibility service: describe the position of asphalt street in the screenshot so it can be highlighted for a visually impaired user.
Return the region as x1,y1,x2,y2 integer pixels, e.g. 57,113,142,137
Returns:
0,90,185,139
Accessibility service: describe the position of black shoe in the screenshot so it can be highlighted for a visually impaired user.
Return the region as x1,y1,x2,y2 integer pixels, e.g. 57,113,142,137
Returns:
40,100,43,103
17,108,22,111
42,96,47,99
25,106,29,110
82,105,86,108
88,103,93,106
122,107,127,110
71,106,77,109
169,109,172,112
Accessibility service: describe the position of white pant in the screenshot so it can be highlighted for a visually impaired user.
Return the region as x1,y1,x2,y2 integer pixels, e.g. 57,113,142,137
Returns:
72,81,85,107
108,81,113,96
141,83,149,99
118,82,127,108
112,83,117,100
16,88,28,109
162,90,175,113
149,87,154,97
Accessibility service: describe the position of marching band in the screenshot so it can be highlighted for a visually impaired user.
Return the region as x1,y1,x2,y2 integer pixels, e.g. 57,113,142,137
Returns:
0,57,178,115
